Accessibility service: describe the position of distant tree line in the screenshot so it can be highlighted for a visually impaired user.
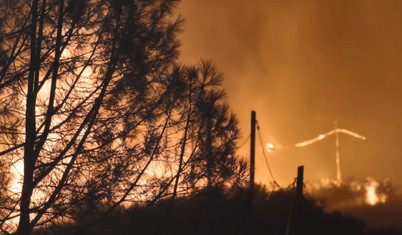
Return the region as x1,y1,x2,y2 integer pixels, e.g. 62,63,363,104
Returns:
0,0,247,234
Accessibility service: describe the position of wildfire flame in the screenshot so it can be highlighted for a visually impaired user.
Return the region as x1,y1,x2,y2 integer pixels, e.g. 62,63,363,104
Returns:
266,143,274,153
365,177,387,206
309,177,389,209
10,160,24,194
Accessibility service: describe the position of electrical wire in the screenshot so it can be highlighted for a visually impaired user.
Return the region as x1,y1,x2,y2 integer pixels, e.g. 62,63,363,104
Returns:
238,135,250,148
303,183,311,197
256,121,280,188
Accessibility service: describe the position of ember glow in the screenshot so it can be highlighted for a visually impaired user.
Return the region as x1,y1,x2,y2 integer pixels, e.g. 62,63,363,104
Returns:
309,177,389,209
9,160,23,195
365,177,387,206
266,143,274,153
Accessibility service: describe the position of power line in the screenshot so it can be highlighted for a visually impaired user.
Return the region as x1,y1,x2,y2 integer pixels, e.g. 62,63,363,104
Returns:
256,121,280,188
238,135,250,148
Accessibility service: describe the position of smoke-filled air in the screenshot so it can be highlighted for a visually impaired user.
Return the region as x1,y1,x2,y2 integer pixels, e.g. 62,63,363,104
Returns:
2,0,402,234
179,0,402,231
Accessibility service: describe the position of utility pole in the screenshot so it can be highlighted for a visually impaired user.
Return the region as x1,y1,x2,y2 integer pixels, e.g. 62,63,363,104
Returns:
296,166,304,203
294,166,304,235
250,111,256,194
286,166,304,235
245,111,256,233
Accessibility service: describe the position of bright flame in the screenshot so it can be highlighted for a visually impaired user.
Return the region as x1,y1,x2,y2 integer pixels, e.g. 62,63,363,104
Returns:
364,177,387,206
310,177,389,209
61,49,71,58
266,143,274,153
318,134,325,140
10,159,24,194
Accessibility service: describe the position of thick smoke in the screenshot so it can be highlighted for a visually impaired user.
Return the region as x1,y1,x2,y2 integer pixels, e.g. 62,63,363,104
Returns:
178,1,402,189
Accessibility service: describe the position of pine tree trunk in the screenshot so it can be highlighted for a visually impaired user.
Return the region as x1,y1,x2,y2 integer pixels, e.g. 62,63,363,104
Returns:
17,0,39,233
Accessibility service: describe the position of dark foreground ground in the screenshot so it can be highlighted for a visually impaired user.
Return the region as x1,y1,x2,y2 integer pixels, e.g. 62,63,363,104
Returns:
34,186,402,235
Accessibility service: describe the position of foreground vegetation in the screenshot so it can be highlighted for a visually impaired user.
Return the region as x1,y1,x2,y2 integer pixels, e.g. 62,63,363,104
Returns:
32,185,402,235
0,0,247,233
1,1,401,234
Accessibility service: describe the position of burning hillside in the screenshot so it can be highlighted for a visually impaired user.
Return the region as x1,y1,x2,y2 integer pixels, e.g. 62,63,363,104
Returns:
307,177,402,231
308,177,392,209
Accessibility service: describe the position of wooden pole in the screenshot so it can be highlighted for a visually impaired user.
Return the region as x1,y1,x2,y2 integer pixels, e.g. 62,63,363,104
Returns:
250,111,256,194
287,166,304,235
295,166,304,235
296,166,304,201
244,111,256,233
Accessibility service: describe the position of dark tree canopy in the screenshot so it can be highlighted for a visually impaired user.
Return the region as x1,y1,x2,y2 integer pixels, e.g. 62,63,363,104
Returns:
0,0,246,234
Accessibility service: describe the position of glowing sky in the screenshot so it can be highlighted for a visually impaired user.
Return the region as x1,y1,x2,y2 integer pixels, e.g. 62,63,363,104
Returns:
178,0,402,188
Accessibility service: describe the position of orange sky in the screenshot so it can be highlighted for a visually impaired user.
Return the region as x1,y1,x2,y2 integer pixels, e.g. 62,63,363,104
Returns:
177,0,402,188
